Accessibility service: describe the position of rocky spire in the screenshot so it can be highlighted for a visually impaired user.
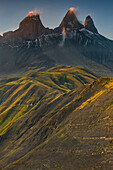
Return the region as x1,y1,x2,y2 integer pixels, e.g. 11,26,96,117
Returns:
84,15,98,33
19,14,47,39
59,8,83,31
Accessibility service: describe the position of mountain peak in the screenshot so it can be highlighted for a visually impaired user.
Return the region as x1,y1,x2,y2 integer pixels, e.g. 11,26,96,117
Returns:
27,11,41,17
59,8,83,31
19,13,44,29
18,14,47,40
84,15,98,33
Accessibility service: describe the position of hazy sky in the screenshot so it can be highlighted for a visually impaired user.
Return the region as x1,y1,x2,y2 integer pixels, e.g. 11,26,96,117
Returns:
0,0,113,40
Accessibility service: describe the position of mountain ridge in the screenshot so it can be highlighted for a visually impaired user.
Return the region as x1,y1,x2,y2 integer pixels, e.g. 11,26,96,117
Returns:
0,8,99,43
0,8,113,77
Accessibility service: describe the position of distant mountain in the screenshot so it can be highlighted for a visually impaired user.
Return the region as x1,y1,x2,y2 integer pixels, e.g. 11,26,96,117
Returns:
0,8,113,76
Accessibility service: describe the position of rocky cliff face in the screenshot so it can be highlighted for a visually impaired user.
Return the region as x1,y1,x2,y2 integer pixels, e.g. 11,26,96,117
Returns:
19,14,53,40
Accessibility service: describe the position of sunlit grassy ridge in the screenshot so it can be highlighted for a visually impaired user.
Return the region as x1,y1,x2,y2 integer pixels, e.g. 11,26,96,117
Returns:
1,66,113,169
0,66,98,136
27,65,99,92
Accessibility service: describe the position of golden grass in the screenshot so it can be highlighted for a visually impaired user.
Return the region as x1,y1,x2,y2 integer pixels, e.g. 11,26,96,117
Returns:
75,90,105,111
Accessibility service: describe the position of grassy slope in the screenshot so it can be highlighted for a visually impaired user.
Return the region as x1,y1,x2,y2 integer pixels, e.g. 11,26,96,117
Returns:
2,66,113,169
0,65,98,135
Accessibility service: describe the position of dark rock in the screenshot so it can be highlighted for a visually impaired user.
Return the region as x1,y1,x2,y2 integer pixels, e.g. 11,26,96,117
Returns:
84,15,98,33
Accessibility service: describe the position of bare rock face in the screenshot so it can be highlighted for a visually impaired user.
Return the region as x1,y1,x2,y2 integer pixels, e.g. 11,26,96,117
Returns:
59,8,83,31
84,15,98,33
19,14,49,39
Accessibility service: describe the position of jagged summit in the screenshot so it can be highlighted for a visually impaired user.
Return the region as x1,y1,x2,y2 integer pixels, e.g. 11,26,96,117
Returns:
59,8,83,31
84,15,98,33
1,9,100,43
19,14,47,39
27,11,41,17
0,8,108,48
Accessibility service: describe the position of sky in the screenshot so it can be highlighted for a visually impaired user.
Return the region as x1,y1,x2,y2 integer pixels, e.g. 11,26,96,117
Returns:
0,0,113,40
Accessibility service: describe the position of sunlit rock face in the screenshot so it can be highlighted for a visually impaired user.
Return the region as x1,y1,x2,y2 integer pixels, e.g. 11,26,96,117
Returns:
19,14,47,40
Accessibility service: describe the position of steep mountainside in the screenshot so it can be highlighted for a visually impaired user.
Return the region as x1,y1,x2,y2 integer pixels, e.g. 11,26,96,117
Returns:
0,67,113,169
